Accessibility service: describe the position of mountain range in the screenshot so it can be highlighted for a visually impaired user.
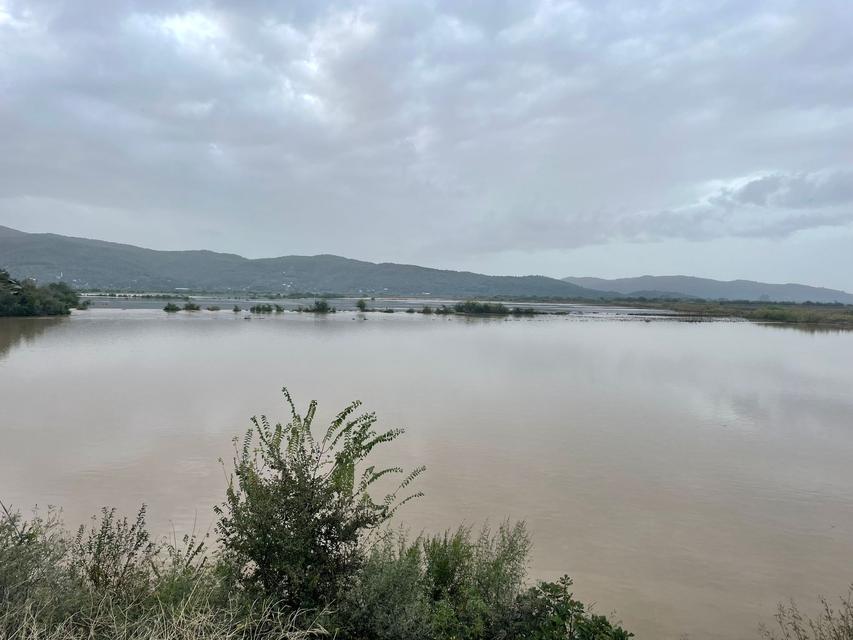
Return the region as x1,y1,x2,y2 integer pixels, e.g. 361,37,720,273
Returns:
563,276,853,304
2,225,852,303
0,226,604,298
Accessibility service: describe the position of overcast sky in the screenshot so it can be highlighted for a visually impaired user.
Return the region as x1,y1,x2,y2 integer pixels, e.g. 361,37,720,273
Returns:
1,1,852,288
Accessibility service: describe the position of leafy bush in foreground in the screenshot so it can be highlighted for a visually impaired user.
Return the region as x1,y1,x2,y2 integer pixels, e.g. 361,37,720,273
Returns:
215,389,424,612
337,523,633,640
1,388,637,640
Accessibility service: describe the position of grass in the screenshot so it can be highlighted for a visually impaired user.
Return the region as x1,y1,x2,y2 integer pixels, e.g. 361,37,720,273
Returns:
618,299,853,328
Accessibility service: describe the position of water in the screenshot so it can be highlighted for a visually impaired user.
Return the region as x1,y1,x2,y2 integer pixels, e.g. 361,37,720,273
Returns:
1,310,852,639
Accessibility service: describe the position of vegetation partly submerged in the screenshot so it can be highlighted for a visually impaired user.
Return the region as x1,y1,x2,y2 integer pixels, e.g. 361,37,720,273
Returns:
615,298,853,329
0,270,80,317
1,388,633,640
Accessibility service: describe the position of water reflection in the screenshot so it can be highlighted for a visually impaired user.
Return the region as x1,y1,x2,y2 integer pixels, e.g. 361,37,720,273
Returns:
0,317,64,361
1,311,852,640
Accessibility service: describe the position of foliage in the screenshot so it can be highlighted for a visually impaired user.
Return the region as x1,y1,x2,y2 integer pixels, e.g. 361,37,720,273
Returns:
251,304,274,314
454,301,510,315
0,270,79,317
207,306,221,311
337,523,530,640
356,299,368,312
0,500,323,639
233,305,242,313
1,388,639,640
183,303,201,311
511,576,632,639
164,303,181,312
214,388,424,611
307,300,334,313
337,523,632,640
420,306,433,314
761,587,853,640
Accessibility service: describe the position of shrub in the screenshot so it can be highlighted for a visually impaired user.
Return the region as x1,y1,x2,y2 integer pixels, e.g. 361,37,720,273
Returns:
1,387,637,640
453,301,509,315
207,306,221,311
356,299,368,312
0,501,323,639
0,271,80,317
163,303,181,312
183,302,201,311
233,305,242,313
308,300,333,313
761,586,853,640
511,575,633,639
215,388,424,612
337,522,531,640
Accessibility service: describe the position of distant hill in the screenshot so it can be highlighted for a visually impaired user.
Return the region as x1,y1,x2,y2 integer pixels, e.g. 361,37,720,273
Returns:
563,275,853,304
0,226,608,298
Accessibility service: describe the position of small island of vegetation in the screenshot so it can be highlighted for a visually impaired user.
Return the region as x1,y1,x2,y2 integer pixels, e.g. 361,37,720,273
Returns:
0,269,80,317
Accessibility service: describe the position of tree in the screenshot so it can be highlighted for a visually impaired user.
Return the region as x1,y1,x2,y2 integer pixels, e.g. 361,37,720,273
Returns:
356,299,368,312
215,388,425,611
0,270,79,317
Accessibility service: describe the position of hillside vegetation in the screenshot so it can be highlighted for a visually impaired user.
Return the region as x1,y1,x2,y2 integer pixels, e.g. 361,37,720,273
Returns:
0,226,605,298
0,269,80,317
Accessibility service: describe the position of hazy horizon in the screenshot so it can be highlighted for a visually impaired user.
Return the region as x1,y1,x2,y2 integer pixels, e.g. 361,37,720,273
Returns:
2,1,852,288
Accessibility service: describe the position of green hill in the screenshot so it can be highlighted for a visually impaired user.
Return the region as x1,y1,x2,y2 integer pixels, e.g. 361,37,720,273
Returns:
0,226,607,298
564,275,853,304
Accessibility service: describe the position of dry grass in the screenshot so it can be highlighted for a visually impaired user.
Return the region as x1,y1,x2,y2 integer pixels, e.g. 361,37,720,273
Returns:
1,594,327,640
761,587,853,640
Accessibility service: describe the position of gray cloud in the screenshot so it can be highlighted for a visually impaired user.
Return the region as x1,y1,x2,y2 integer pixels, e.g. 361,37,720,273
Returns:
1,0,852,285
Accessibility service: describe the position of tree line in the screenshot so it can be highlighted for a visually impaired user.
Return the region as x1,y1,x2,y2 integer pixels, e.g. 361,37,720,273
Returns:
0,269,81,317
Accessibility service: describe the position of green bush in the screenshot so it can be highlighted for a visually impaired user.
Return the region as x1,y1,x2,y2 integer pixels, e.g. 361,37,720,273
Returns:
183,302,201,311
214,388,424,612
163,303,181,312
1,388,638,640
0,501,321,639
308,300,333,313
0,270,79,317
453,301,510,315
511,576,632,639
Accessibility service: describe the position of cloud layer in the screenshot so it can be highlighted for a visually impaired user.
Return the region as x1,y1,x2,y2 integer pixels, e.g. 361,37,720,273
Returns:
1,0,852,285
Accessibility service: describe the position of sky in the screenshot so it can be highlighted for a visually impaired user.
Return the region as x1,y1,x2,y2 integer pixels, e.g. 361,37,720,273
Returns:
1,1,852,289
